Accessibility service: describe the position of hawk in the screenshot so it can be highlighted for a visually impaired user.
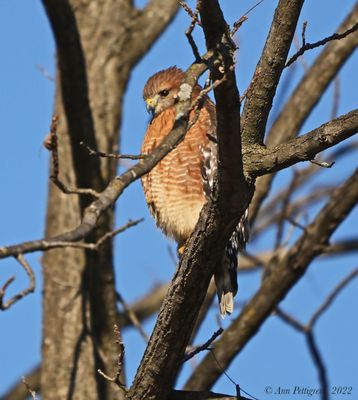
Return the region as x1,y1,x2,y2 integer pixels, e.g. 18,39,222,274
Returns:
141,66,249,317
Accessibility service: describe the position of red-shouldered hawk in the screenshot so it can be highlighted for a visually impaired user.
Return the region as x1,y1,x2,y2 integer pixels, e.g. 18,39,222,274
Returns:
141,66,249,317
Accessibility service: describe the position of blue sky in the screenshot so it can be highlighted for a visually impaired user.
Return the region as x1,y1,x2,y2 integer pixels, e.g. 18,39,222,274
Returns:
0,0,357,398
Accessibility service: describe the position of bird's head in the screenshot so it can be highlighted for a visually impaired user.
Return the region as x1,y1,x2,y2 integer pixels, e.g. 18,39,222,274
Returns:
143,66,185,116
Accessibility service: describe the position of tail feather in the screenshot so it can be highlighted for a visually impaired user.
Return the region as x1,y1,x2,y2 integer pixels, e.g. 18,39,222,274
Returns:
215,209,250,318
214,255,237,318
219,291,234,317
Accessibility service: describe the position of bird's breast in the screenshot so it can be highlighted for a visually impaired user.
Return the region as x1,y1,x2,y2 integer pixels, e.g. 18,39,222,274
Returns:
141,109,207,242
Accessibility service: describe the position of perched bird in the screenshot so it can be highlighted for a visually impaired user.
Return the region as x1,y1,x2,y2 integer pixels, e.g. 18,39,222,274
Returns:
141,66,249,317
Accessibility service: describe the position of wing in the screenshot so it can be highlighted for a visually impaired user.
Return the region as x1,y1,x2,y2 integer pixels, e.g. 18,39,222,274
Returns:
200,96,250,317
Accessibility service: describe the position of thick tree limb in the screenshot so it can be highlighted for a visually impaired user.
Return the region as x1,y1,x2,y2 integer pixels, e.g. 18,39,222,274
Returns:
199,0,249,220
184,169,358,390
241,0,304,145
42,0,103,195
127,2,251,398
246,109,358,176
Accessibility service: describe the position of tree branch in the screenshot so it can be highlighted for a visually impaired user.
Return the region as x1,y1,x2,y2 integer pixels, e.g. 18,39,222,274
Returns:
241,0,304,145
246,109,358,176
249,3,358,223
286,22,358,67
0,255,35,311
184,169,358,390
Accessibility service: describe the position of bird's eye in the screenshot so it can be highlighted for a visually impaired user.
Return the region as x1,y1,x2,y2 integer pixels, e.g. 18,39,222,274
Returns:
159,89,169,97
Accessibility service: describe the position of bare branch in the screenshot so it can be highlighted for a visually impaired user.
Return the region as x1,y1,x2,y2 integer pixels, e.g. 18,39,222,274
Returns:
41,219,144,252
276,268,358,400
246,109,358,176
241,0,304,145
0,220,142,262
184,328,224,362
46,116,100,198
97,325,126,390
305,331,328,400
309,268,358,328
276,307,329,400
249,3,358,223
274,170,300,249
0,255,35,311
80,141,145,160
286,22,358,68
118,284,169,326
184,169,358,390
231,0,265,37
117,292,149,342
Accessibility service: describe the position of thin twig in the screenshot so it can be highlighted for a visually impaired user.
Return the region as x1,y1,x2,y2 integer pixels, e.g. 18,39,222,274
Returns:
301,21,307,46
232,0,265,36
178,0,201,27
117,292,149,342
35,63,55,82
208,349,258,400
184,328,224,362
0,255,35,310
46,116,100,198
80,141,145,160
285,216,307,232
41,219,144,251
276,307,328,400
293,35,309,71
97,324,126,391
309,268,358,328
231,16,248,37
276,268,358,400
181,0,202,61
274,170,300,250
185,74,228,132
286,22,358,67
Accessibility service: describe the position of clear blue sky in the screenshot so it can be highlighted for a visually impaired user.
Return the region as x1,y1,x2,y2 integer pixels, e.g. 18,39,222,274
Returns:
0,0,357,397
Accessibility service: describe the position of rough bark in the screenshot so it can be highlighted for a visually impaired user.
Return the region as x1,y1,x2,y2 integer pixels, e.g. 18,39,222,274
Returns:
40,0,178,399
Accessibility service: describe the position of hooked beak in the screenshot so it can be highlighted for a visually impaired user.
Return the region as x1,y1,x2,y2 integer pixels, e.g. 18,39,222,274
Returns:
145,98,155,116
